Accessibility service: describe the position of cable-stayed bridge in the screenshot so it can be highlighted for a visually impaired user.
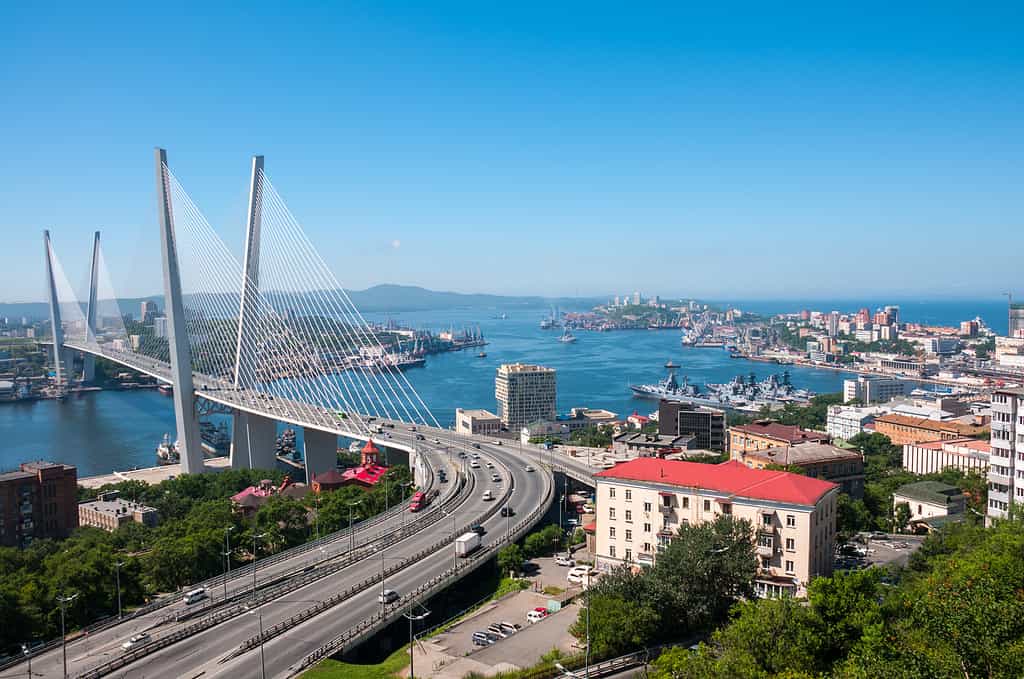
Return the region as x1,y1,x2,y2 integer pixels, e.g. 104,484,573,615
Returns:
44,149,440,481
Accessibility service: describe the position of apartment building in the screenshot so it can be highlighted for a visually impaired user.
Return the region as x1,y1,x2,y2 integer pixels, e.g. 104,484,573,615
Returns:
843,374,909,404
988,387,1024,522
902,437,990,476
873,413,989,446
728,421,829,454
495,363,556,430
0,461,78,548
658,400,725,450
594,458,838,598
79,494,159,531
731,441,865,498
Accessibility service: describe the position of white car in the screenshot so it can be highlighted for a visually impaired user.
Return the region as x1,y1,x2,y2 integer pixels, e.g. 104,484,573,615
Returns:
567,566,596,584
378,588,400,604
491,473,501,482
493,440,503,446
121,633,150,651
470,461,481,469
525,465,535,472
526,608,547,624
482,490,494,501
554,554,575,567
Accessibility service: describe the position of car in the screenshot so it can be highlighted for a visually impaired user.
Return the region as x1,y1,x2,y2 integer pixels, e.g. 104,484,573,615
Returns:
500,506,515,517
121,633,151,651
487,624,509,638
471,453,481,459
471,524,486,535
493,440,503,446
526,607,548,624
566,518,579,527
472,443,481,449
486,462,495,469
525,465,535,472
409,426,417,431
458,451,467,458
567,565,596,584
484,631,501,642
499,621,521,634
470,461,481,469
439,474,448,483
415,434,425,440
378,589,400,604
871,532,889,540
472,631,494,645
433,438,441,444
491,473,501,482
482,490,494,501
554,554,575,567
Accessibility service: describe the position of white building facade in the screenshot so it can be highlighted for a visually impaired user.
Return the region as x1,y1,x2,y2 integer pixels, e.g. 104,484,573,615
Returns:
495,363,556,430
902,438,990,476
987,388,1023,522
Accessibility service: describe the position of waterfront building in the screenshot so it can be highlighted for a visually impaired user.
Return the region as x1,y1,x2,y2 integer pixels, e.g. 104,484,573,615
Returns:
902,437,990,476
140,300,158,323
987,387,1023,522
843,374,909,404
960,320,979,337
0,461,78,548
495,363,556,430
892,481,964,523
826,404,889,440
731,441,865,498
728,421,829,454
877,356,926,376
79,493,159,531
873,413,989,446
657,400,725,451
455,408,501,436
593,458,838,597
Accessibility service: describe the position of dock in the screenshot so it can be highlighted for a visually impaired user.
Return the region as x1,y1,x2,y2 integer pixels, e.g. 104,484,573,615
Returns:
79,456,232,488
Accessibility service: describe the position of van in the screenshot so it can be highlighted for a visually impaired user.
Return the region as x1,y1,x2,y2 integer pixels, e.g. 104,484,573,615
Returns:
183,588,207,605
526,608,547,624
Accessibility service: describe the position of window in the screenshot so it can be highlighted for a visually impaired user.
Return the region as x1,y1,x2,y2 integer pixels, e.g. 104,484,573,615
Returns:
609,526,616,538
625,529,633,542
643,502,652,512
721,502,732,515
609,508,616,520
681,497,690,509
785,560,795,574
661,495,672,508
785,538,795,551
761,557,770,569
762,513,773,527
703,500,711,512
609,487,616,498
786,514,796,528
644,522,651,533
625,549,632,562
609,545,617,558
625,510,633,523
643,542,652,552
758,534,773,548
625,489,632,501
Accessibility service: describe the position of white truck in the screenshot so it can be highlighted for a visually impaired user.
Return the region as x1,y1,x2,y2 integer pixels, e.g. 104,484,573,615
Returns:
455,531,482,557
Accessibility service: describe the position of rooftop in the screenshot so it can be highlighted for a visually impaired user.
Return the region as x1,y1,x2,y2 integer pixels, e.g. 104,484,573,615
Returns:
498,363,555,374
614,432,694,449
80,498,156,515
596,458,837,506
911,437,991,453
743,442,863,466
457,408,499,419
730,421,829,445
894,480,963,506
874,413,988,434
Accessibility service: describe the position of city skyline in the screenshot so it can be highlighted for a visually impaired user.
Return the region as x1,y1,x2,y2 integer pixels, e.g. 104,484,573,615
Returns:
2,4,1022,301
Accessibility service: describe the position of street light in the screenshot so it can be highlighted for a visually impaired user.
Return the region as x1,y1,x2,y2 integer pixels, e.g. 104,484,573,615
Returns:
442,508,458,571
21,642,31,679
244,604,267,679
403,606,431,679
56,592,78,679
251,532,267,602
113,560,125,619
348,500,362,552
223,526,235,600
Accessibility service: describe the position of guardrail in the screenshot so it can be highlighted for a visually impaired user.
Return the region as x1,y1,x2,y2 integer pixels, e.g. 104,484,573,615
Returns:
290,456,554,675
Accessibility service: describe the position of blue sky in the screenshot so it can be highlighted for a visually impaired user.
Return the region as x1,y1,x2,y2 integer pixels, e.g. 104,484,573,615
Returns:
1,2,1022,302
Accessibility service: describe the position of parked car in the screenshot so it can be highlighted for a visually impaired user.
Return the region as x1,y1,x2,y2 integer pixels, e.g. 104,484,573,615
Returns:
526,607,548,624
554,554,575,567
121,633,151,651
470,461,481,469
499,621,521,634
487,624,509,638
378,588,400,604
567,566,596,584
566,518,579,527
472,631,494,645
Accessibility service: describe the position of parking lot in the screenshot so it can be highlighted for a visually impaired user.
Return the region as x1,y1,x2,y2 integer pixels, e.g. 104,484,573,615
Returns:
834,532,926,572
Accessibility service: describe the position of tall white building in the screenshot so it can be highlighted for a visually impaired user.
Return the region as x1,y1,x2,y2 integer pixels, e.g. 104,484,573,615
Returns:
843,374,908,404
153,316,168,338
987,388,1023,522
495,363,556,430
827,311,840,338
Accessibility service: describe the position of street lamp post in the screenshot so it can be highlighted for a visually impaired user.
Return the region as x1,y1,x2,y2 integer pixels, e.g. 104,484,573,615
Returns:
314,493,320,542
251,532,266,602
56,592,78,679
348,500,362,552
21,642,31,679
245,605,266,679
403,607,431,679
223,525,235,600
114,561,125,619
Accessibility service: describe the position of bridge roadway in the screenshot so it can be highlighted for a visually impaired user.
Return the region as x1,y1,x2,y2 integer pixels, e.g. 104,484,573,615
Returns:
83,438,547,678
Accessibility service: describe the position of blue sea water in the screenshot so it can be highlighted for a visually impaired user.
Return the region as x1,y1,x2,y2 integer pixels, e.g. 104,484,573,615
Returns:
0,300,999,476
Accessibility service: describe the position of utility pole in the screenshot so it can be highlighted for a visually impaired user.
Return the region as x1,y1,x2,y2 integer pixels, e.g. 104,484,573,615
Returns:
348,500,361,552
57,593,78,679
21,642,31,679
403,607,431,679
223,526,234,600
114,561,125,619
251,532,266,602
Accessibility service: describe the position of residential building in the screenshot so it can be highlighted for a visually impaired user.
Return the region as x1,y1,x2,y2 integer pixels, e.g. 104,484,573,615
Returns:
79,493,159,531
878,356,925,376
0,461,78,548
994,336,1024,370
495,363,556,430
153,316,168,338
920,337,960,355
231,476,307,516
902,438,990,476
140,300,158,323
843,374,909,404
731,442,865,498
827,311,839,338
455,408,501,436
728,421,829,454
960,320,979,337
612,432,695,457
892,481,965,522
593,458,838,597
1010,303,1024,338
826,404,888,440
873,413,989,446
657,400,725,450
988,387,1024,522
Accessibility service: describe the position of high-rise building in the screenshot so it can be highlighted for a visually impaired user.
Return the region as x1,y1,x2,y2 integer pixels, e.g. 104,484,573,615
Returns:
1009,303,1024,338
141,300,158,323
988,388,1023,522
632,291,642,306
0,461,78,548
658,400,725,450
856,308,871,326
827,311,840,337
153,316,168,338
873,311,891,326
495,363,556,430
884,305,901,325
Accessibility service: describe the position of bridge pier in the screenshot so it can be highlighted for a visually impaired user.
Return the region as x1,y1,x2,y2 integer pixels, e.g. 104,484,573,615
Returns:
303,428,338,484
230,412,277,471
43,230,68,384
82,231,100,383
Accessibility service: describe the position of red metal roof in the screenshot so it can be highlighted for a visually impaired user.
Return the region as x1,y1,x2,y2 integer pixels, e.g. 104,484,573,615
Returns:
341,463,388,486
730,422,828,445
595,458,836,506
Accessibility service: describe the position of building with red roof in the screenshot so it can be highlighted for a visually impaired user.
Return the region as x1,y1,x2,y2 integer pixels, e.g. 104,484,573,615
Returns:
338,439,389,489
593,457,838,598
728,421,829,453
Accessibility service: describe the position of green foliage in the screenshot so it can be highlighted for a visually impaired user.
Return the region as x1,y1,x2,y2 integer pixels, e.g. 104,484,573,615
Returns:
766,393,844,431
569,425,615,448
572,592,660,658
492,577,530,599
523,524,564,559
497,544,525,576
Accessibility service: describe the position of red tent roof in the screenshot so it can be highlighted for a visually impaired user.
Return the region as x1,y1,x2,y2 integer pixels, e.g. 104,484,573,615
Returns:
363,439,380,454
595,458,836,506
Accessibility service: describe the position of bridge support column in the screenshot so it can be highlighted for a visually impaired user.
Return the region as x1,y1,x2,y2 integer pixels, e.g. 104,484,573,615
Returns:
155,148,203,474
82,231,100,383
43,230,67,384
230,412,277,470
233,155,264,390
304,428,338,484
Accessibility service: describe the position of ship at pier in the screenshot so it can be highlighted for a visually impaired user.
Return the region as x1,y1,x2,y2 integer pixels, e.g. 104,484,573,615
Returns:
630,366,814,412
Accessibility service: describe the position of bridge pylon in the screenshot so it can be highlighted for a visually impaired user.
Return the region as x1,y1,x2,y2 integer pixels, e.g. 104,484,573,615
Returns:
82,231,100,383
155,148,203,474
43,230,68,384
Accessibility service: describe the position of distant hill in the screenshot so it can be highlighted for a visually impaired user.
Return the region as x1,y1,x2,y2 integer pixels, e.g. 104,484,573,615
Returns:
1,285,599,320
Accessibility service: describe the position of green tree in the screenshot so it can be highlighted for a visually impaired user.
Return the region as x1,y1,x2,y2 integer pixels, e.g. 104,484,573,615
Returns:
497,544,525,576
571,593,659,658
893,502,911,533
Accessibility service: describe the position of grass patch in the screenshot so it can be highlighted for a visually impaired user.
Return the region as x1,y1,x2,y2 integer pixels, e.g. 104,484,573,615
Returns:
493,577,530,600
542,586,564,596
301,644,410,679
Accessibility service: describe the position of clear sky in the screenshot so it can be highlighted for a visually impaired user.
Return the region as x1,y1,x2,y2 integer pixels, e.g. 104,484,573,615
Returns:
2,2,1022,302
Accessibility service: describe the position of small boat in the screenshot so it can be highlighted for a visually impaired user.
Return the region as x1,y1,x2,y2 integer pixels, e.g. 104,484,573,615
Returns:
477,351,487,358
558,327,577,344
157,434,179,465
